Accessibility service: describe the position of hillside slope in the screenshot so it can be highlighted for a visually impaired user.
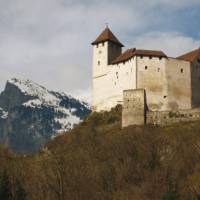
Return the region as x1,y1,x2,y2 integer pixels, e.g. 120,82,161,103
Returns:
1,106,200,200
44,106,200,200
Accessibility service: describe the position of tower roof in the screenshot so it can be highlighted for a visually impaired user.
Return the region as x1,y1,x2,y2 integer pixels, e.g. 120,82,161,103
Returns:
177,48,200,62
92,27,124,47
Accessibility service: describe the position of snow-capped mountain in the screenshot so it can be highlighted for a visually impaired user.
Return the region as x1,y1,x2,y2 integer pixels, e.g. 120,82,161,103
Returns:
0,78,91,153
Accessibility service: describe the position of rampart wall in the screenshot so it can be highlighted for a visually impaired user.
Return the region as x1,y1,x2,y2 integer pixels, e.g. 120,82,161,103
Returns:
147,108,200,126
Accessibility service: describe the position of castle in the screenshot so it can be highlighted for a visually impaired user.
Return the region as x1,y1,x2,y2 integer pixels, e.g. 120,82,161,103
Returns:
92,27,200,127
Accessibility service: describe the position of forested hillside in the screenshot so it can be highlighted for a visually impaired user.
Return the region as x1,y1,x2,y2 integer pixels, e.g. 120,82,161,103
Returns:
1,105,200,200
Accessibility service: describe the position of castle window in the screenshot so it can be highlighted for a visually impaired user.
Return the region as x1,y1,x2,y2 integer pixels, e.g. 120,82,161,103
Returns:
181,68,183,73
98,61,100,66
145,66,148,70
158,68,160,72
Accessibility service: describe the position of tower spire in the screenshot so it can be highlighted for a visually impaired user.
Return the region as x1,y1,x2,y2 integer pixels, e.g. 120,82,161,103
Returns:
91,26,124,47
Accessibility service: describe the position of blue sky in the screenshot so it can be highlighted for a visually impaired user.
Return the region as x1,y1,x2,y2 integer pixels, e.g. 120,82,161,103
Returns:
0,0,199,102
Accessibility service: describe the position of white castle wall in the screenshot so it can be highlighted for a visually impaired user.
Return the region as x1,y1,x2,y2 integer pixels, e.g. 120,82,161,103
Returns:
92,58,137,111
92,41,138,111
92,40,200,112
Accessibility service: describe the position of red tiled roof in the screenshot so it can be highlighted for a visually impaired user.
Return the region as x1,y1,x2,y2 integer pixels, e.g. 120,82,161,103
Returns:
177,48,200,62
92,27,124,47
112,48,167,64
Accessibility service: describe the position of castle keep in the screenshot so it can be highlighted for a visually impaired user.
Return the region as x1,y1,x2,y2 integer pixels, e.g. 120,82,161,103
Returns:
91,27,200,126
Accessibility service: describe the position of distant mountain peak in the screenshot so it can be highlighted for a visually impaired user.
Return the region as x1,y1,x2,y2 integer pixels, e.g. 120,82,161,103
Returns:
8,78,59,107
0,78,91,153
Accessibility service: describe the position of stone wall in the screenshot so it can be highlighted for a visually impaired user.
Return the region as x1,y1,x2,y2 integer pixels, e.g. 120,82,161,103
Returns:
122,89,146,127
137,56,168,111
147,108,200,126
166,58,192,110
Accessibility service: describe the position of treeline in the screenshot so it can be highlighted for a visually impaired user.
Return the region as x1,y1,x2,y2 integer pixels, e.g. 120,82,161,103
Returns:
1,106,200,199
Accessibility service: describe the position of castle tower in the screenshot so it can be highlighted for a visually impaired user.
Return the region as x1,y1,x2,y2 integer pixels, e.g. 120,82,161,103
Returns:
91,27,124,78
91,27,124,111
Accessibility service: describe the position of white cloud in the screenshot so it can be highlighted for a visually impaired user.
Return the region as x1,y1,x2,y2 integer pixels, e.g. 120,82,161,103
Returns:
0,0,199,102
132,32,200,57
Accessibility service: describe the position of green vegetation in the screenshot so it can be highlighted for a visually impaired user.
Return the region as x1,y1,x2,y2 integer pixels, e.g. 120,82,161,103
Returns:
1,105,200,199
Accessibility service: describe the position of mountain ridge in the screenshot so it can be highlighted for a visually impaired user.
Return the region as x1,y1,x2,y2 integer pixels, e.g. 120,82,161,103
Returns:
0,78,91,153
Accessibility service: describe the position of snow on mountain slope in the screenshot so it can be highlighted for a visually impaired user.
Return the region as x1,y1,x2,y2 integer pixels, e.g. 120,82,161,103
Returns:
0,78,91,152
9,78,60,107
0,107,8,119
7,78,90,132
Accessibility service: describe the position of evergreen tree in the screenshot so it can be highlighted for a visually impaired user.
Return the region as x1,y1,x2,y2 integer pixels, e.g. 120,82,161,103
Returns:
0,170,12,200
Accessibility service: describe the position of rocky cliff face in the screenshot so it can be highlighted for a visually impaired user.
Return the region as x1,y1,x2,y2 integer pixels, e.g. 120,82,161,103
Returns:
0,78,91,153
